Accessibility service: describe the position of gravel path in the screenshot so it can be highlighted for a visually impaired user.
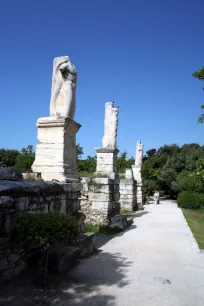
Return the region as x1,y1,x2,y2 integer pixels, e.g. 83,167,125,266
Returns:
1,199,204,306
66,199,204,306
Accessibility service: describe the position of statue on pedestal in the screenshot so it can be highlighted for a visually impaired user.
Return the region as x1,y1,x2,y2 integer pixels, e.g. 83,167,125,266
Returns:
32,56,80,182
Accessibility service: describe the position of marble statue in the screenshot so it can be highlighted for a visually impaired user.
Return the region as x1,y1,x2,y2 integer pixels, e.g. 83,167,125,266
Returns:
135,141,144,167
50,56,77,118
102,102,119,150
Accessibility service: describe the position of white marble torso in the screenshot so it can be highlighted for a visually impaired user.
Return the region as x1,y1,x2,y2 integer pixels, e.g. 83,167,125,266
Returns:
102,102,119,150
135,141,144,167
50,56,77,118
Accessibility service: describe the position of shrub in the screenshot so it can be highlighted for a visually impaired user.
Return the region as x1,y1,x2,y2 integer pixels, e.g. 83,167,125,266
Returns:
199,194,204,207
9,212,78,250
143,179,160,196
15,145,35,173
177,191,203,210
172,172,204,194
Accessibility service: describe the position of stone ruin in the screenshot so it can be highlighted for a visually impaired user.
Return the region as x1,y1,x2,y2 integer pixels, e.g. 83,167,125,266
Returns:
119,142,144,211
80,102,121,226
32,56,80,183
0,56,85,283
0,56,144,283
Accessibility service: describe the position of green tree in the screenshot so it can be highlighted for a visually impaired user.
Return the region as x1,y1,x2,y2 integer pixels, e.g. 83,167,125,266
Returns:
78,155,97,173
0,149,19,167
15,145,35,173
193,66,204,123
171,171,203,194
117,152,135,174
194,155,204,183
142,143,204,197
76,143,84,160
146,149,156,158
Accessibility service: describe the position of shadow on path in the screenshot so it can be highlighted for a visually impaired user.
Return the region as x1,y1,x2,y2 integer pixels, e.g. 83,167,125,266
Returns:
0,251,132,306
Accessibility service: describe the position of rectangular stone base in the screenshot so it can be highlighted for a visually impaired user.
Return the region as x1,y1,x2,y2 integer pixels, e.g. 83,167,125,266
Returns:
32,116,81,182
120,179,137,211
95,148,119,180
80,176,120,226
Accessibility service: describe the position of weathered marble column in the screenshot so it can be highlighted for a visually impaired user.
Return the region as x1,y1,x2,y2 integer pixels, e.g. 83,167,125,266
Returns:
132,141,144,209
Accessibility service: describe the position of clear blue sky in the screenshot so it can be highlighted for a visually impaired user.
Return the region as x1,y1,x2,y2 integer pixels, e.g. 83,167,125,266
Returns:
0,0,204,158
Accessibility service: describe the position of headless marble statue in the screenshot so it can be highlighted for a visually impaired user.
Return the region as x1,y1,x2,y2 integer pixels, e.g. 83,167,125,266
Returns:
135,141,144,167
102,102,119,150
50,56,77,118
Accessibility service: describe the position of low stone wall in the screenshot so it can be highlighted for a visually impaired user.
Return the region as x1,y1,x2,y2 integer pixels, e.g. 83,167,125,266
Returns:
0,180,82,237
0,179,83,282
120,179,137,211
80,177,120,225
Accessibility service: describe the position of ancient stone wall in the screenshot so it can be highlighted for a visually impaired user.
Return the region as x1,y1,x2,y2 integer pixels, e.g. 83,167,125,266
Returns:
0,179,83,282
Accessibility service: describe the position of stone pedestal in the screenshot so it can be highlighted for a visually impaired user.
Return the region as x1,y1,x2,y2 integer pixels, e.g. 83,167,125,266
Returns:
32,116,81,182
120,169,137,211
132,165,143,209
80,177,120,226
95,148,119,181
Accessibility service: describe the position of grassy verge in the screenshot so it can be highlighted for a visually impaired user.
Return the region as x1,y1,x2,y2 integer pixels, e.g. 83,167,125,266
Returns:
120,208,134,215
84,223,122,235
182,208,204,249
79,172,94,178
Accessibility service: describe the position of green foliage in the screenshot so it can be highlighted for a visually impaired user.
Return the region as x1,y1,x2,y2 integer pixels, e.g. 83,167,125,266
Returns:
193,66,204,123
9,213,78,250
142,143,204,197
78,155,97,173
177,191,204,210
194,156,204,182
146,149,156,158
15,145,35,173
120,208,134,215
76,143,84,160
76,143,97,173
172,171,203,194
78,171,94,178
0,149,19,167
193,66,204,81
143,179,160,196
117,152,135,174
84,223,122,235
